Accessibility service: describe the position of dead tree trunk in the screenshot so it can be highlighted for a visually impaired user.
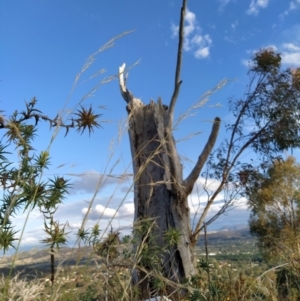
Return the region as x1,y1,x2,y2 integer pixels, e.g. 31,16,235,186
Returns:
118,1,220,297
124,94,195,289
119,70,220,296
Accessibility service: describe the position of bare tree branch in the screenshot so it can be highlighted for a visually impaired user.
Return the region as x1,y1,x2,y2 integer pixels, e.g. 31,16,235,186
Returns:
191,123,269,242
118,63,134,103
191,183,224,242
168,0,187,129
162,0,188,197
183,117,221,194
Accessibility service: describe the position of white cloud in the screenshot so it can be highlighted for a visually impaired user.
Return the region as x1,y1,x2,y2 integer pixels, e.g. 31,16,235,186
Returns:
241,59,252,68
231,20,238,29
171,7,212,59
119,202,135,218
10,189,250,251
69,222,82,229
247,0,269,15
218,0,235,11
192,177,222,193
194,47,209,59
263,44,278,52
224,35,235,43
264,43,300,65
203,204,250,231
279,0,300,19
191,34,203,45
189,188,249,231
95,204,118,218
283,43,300,52
20,236,40,246
280,43,300,65
70,170,131,194
82,207,90,215
82,204,119,219
184,9,196,37
281,52,300,65
170,23,179,38
12,208,43,222
219,0,232,6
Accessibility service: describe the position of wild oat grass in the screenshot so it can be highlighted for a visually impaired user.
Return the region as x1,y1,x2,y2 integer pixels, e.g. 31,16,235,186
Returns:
0,272,44,301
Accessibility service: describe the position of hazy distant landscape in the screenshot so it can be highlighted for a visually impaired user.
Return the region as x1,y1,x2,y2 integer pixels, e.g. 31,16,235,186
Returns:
0,226,256,279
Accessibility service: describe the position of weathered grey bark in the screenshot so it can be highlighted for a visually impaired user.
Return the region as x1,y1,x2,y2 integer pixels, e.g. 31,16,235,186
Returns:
118,1,220,298
119,66,220,298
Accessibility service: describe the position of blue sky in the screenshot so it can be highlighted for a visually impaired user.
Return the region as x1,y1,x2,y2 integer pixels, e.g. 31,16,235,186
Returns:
1,0,300,249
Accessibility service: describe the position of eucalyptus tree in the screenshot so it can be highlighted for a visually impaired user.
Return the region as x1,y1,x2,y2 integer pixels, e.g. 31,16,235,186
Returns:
246,156,300,267
245,156,300,299
118,0,300,297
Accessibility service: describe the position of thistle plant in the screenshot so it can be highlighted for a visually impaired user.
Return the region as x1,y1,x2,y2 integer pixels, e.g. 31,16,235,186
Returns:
41,217,69,285
0,98,100,278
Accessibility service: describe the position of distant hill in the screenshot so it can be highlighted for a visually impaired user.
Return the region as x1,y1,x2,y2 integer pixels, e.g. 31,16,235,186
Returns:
0,246,98,279
200,225,254,244
217,224,249,231
196,226,257,255
0,227,256,278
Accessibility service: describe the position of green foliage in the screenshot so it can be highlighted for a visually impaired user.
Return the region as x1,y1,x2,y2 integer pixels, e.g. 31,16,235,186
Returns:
197,258,210,273
246,157,300,267
276,268,300,300
0,97,100,256
76,227,91,244
202,48,300,230
208,282,223,299
133,218,163,271
246,49,300,153
291,67,300,90
0,226,18,254
41,217,68,249
94,229,121,262
121,234,132,244
245,156,300,299
214,48,299,170
76,224,101,247
214,253,263,263
189,290,206,301
78,284,99,301
251,48,281,72
164,227,181,247
0,98,101,290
